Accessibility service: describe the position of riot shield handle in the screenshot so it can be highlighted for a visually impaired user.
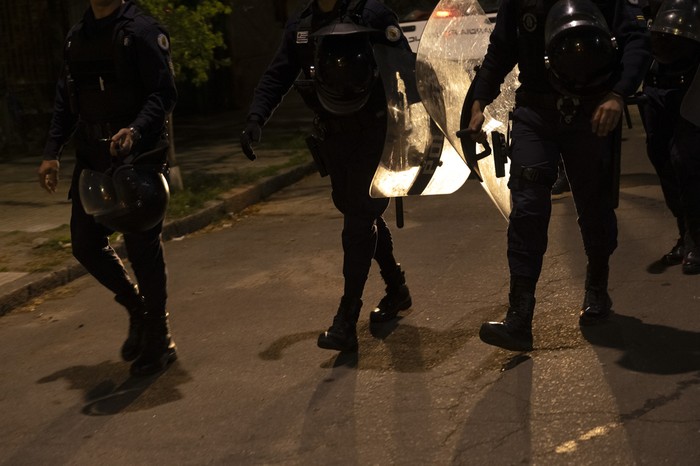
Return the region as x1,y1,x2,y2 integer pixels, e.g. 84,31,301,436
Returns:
623,92,648,129
491,131,508,178
456,128,491,181
395,197,404,229
457,79,490,180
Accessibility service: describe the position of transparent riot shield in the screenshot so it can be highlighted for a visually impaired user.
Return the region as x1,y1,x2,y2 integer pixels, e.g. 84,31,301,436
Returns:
415,0,519,219
370,44,470,198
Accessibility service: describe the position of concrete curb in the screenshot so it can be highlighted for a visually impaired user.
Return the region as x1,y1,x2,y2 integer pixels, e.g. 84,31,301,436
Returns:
0,161,317,317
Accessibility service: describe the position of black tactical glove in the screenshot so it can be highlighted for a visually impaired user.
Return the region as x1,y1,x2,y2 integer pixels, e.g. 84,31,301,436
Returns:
240,115,263,161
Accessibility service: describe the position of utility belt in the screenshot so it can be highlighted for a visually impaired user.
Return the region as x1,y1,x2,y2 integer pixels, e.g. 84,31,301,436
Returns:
314,109,387,137
515,91,600,124
305,110,386,178
76,119,131,142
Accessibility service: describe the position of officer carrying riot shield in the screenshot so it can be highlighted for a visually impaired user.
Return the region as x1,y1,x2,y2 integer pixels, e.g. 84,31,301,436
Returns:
461,0,651,351
639,0,700,274
240,0,414,352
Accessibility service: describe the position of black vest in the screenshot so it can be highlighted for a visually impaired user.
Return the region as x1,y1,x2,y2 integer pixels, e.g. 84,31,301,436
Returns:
65,9,145,125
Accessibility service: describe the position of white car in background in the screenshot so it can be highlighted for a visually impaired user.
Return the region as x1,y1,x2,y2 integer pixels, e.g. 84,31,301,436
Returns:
384,0,501,53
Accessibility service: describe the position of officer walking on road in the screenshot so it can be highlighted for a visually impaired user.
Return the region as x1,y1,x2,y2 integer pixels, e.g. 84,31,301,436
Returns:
37,0,178,375
240,0,413,352
639,0,700,274
463,0,651,351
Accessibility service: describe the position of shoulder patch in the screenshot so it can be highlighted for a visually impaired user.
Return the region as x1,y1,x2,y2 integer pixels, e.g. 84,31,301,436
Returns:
157,33,169,51
385,25,402,42
521,13,537,33
628,0,638,5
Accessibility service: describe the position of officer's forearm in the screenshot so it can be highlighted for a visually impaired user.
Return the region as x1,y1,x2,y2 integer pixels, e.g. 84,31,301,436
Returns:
130,90,176,137
43,87,77,161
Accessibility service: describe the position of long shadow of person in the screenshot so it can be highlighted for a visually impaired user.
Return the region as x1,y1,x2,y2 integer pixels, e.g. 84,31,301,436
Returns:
452,354,534,464
259,312,485,372
580,310,700,454
37,360,191,416
580,313,700,375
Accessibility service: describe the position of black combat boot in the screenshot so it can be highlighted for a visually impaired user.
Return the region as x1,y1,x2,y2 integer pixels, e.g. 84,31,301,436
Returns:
579,262,612,326
682,230,700,274
479,279,536,352
370,265,412,323
114,288,146,362
130,312,177,377
317,296,362,352
662,237,684,266
682,249,700,275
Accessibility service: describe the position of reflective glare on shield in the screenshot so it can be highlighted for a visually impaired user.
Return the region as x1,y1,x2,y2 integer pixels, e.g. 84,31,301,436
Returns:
416,0,518,219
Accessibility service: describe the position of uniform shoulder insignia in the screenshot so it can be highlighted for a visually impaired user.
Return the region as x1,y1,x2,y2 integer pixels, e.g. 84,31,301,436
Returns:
385,25,402,42
521,13,537,33
627,0,639,4
157,33,170,51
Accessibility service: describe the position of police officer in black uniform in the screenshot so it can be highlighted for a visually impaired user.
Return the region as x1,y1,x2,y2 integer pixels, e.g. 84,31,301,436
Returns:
240,0,412,352
464,0,651,351
639,0,700,274
38,0,178,376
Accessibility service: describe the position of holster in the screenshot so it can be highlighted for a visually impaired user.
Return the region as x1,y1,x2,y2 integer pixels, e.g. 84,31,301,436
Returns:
305,133,328,177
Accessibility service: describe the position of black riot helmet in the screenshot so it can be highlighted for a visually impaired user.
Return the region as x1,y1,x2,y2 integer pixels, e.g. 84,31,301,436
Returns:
650,0,700,64
78,147,170,234
312,21,379,115
544,0,619,97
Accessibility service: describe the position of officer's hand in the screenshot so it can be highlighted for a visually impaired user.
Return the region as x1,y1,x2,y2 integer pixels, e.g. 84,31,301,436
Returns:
240,117,262,161
38,159,60,194
591,93,624,137
466,100,488,144
110,128,135,157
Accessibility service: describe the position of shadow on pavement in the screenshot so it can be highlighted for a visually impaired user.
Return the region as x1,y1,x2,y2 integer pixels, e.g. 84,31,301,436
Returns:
256,307,502,372
580,312,700,375
452,354,534,464
37,360,191,415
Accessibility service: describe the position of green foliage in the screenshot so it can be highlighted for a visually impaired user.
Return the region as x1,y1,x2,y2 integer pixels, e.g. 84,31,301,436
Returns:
136,0,231,86
167,151,311,218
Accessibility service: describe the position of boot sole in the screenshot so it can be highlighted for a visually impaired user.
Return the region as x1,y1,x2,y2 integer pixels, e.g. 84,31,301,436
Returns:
369,298,412,323
479,324,533,352
121,350,141,362
130,347,178,377
662,257,683,266
578,307,612,326
121,340,145,362
317,335,358,352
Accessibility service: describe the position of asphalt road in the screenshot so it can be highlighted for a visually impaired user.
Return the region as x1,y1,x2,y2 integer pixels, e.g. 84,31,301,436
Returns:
1,115,699,465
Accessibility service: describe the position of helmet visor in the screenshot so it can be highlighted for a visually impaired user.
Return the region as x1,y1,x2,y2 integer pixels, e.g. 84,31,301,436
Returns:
650,0,700,42
78,169,126,216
